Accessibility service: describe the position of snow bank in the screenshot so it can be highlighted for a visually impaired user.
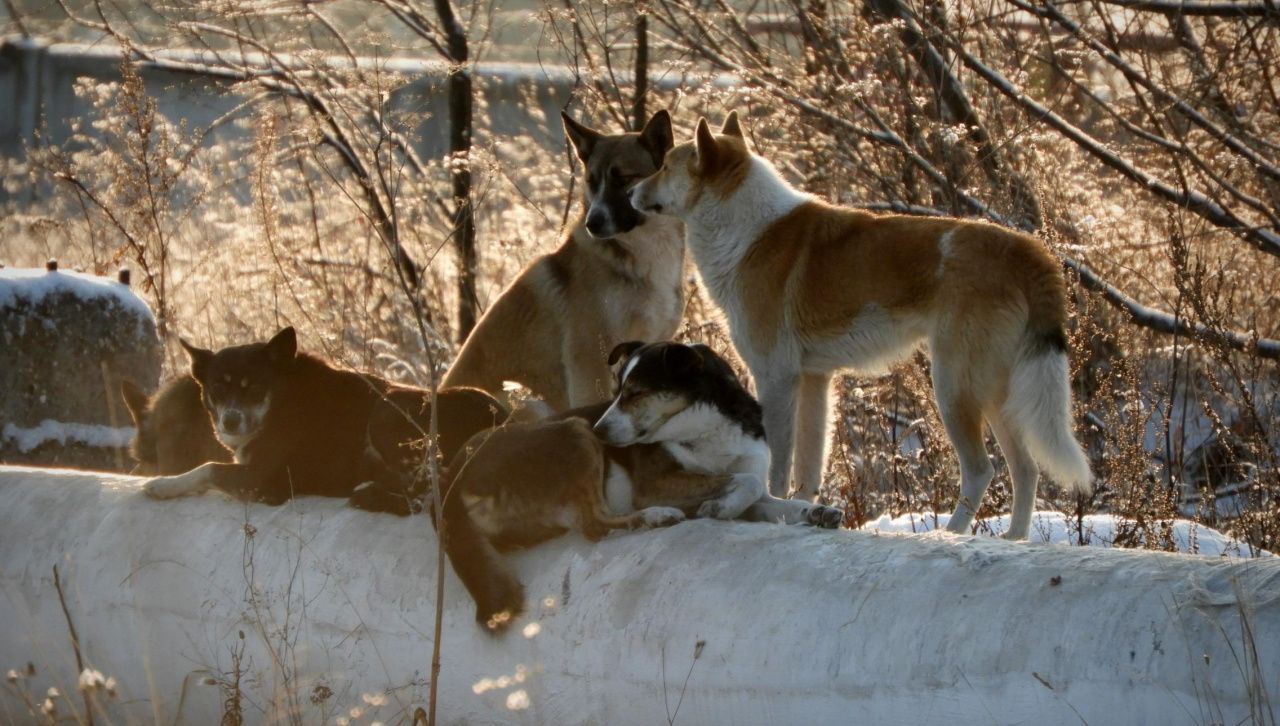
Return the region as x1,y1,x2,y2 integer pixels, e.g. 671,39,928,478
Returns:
862,510,1270,558
1,465,1277,725
0,267,159,470
1,420,136,453
0,267,154,322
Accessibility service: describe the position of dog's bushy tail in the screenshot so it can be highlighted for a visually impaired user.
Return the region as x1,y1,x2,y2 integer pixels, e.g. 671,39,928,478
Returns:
440,472,525,632
1004,339,1093,494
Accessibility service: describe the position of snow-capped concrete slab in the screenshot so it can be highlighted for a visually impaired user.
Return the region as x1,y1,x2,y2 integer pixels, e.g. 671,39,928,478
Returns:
0,465,1277,725
0,267,160,470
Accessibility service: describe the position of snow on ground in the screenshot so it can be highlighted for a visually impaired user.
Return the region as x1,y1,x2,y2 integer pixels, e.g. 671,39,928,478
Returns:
2,466,1278,725
1,420,135,453
860,509,1270,558
0,267,154,321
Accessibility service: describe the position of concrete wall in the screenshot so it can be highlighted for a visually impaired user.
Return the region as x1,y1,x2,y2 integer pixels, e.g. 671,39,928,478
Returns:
1,465,1277,725
0,36,604,206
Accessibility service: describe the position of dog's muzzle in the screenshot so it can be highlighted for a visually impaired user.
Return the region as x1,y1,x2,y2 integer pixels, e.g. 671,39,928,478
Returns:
629,188,663,215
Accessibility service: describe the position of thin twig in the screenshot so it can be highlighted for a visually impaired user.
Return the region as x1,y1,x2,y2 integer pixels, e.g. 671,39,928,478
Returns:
52,565,94,726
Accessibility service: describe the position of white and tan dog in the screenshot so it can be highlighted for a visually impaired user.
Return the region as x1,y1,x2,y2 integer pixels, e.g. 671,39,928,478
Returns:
630,112,1092,539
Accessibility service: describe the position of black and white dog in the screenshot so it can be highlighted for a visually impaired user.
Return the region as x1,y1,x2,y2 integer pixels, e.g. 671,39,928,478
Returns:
595,341,844,527
441,340,843,631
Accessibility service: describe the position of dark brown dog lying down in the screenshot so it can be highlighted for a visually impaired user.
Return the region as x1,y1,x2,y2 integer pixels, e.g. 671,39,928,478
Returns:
135,326,507,506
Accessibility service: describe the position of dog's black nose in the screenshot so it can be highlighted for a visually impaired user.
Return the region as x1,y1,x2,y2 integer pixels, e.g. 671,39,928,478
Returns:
221,410,243,433
585,211,609,237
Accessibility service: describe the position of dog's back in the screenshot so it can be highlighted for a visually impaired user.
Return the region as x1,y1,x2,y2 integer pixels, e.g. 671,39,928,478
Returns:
237,353,393,497
351,385,509,515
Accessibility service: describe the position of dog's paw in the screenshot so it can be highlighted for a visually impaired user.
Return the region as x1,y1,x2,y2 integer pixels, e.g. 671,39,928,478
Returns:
807,505,844,529
143,476,193,500
477,580,526,634
348,483,417,517
640,506,686,528
696,500,733,520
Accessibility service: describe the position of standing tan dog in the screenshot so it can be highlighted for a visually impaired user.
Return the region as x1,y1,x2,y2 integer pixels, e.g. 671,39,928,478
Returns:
442,110,685,410
630,112,1092,539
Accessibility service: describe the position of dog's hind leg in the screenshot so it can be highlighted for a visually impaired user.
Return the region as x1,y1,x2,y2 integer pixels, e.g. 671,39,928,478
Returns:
792,370,833,501
936,389,994,536
988,413,1041,540
440,472,526,632
756,370,801,498
580,462,684,539
562,333,611,409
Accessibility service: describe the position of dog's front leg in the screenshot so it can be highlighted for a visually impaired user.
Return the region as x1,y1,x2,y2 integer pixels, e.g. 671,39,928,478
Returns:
143,462,221,499
756,371,800,498
144,461,285,504
743,495,844,529
792,370,833,500
696,472,765,520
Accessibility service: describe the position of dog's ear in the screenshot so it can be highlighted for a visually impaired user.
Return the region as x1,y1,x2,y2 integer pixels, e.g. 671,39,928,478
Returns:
562,112,602,163
663,343,706,376
180,338,214,382
120,379,150,426
689,343,738,381
266,326,298,365
639,109,674,163
720,111,743,139
608,341,646,367
694,117,721,173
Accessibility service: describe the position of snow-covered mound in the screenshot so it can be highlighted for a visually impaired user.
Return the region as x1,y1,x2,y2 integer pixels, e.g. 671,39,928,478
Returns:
861,510,1269,558
0,266,155,321
0,266,159,470
1,465,1278,725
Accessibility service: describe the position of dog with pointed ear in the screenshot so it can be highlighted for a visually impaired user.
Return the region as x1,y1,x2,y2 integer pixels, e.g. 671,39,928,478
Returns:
692,111,745,174
440,109,687,411
636,105,1092,538
629,111,751,218
558,109,676,239
120,375,233,475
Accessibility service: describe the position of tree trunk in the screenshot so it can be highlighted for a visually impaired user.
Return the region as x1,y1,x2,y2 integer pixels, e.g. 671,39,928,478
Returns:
435,0,478,341
632,3,648,131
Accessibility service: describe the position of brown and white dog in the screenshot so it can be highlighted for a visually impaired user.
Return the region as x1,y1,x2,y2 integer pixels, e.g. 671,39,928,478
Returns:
442,340,841,631
442,110,685,411
630,112,1092,539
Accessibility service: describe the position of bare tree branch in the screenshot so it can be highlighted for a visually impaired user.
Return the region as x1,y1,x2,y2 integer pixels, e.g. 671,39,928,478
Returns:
1095,0,1280,17
1065,258,1280,359
944,33,1280,257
